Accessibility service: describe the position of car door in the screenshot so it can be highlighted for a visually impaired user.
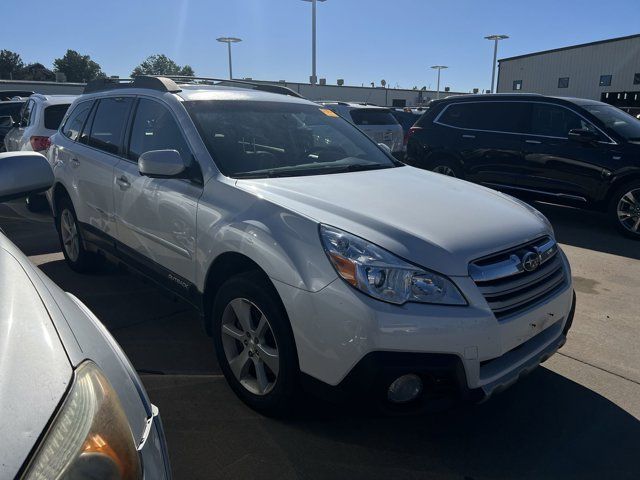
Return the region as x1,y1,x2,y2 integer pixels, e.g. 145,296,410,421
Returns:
436,101,529,185
113,97,201,287
519,102,613,203
66,96,134,238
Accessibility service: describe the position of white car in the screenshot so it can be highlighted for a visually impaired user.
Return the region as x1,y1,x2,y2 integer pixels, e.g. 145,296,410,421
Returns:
318,101,405,157
4,94,76,152
4,94,76,211
48,76,576,415
0,152,171,479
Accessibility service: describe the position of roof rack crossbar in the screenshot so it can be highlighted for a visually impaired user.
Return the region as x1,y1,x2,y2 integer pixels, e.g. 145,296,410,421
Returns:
153,76,304,98
83,76,181,94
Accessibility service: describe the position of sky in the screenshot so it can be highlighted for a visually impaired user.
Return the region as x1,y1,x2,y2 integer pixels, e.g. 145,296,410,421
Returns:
3,0,639,92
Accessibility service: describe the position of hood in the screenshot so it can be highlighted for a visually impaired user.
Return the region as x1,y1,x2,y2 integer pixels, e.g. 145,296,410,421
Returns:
236,166,551,276
0,245,72,479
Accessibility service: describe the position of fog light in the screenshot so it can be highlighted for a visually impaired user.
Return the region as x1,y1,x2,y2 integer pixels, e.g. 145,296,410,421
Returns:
387,374,423,403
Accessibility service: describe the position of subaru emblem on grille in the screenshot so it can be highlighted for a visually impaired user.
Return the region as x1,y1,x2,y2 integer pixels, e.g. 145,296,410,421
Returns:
521,251,542,272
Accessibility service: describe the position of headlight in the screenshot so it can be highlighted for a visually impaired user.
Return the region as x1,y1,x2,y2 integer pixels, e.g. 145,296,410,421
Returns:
320,225,467,306
22,361,141,480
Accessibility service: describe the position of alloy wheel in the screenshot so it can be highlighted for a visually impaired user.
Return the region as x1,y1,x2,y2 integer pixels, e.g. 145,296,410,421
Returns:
60,209,80,262
220,298,280,396
617,188,640,234
433,165,457,177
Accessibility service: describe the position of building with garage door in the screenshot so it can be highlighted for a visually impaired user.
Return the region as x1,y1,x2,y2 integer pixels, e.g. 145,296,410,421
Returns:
497,34,640,113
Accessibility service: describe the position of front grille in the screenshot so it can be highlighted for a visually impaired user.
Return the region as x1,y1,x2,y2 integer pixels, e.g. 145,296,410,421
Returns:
470,236,567,320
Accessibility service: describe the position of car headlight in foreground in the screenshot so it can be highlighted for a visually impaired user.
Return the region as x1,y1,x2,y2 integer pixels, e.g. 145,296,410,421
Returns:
22,361,142,480
320,224,466,305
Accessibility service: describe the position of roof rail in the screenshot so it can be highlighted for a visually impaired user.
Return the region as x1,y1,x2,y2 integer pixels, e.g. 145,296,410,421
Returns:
83,76,181,94
156,76,304,98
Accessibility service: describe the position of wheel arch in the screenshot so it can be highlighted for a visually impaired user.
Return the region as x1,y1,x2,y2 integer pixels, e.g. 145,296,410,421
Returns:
51,182,72,220
603,172,640,210
202,252,279,335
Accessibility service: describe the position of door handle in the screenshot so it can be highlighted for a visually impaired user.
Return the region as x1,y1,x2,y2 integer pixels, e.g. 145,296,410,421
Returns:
462,134,476,139
525,139,542,144
70,158,80,168
116,176,131,189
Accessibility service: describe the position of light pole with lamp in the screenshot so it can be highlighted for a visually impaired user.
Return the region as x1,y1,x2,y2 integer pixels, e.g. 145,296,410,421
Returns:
301,0,327,85
485,34,509,93
216,37,242,80
430,65,448,100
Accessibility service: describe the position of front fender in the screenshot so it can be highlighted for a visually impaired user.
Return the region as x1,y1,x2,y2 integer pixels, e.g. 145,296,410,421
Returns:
195,179,337,293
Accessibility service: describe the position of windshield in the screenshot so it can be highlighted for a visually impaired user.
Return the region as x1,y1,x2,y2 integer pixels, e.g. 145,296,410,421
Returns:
185,101,400,178
349,108,399,126
584,104,640,141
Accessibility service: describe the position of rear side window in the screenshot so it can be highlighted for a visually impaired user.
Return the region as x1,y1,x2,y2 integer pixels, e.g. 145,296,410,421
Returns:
44,104,70,130
438,102,529,133
88,97,134,155
20,100,34,127
0,102,23,119
530,104,589,138
62,101,93,141
128,99,192,162
349,109,399,126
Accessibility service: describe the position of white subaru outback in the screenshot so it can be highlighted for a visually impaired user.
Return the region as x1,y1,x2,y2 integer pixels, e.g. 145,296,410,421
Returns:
47,76,575,415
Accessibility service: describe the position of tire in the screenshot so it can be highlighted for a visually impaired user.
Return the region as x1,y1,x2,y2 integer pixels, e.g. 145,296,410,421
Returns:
431,158,463,178
25,194,49,213
212,271,298,416
55,196,99,272
609,180,640,240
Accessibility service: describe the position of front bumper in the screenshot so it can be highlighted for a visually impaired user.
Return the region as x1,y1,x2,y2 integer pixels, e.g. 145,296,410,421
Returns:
139,405,172,479
274,250,575,402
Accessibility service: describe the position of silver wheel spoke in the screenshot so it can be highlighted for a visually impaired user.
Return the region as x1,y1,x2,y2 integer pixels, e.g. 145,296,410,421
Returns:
255,315,269,339
228,348,250,380
257,344,279,376
229,298,252,332
222,324,245,341
634,218,640,232
254,359,270,393
617,188,640,234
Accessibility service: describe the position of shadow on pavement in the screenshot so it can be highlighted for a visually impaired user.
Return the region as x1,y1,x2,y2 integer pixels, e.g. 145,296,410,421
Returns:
143,368,640,480
533,202,640,260
38,259,219,375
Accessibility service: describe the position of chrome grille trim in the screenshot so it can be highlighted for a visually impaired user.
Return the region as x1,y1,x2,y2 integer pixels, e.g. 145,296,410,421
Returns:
470,237,567,320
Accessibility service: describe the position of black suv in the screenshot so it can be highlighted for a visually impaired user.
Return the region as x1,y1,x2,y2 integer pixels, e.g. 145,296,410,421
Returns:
405,94,640,239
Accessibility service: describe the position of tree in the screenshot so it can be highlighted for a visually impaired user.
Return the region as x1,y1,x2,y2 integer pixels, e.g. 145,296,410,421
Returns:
0,50,24,79
16,63,56,81
131,54,194,77
53,50,105,82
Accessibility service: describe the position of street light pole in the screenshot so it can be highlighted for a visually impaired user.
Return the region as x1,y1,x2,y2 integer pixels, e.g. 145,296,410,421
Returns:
485,34,509,93
430,65,448,100
302,0,327,85
216,37,242,80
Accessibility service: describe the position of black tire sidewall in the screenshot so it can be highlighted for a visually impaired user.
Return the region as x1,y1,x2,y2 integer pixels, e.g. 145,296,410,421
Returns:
55,197,96,272
609,181,640,239
212,271,298,416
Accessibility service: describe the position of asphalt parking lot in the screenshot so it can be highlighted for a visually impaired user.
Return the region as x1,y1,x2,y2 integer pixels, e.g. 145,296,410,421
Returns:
1,200,639,480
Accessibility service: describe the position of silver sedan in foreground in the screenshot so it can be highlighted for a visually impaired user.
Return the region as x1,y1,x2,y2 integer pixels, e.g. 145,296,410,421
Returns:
0,152,171,479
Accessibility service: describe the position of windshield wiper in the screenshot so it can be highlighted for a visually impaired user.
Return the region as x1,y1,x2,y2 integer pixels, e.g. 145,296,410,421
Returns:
233,162,398,179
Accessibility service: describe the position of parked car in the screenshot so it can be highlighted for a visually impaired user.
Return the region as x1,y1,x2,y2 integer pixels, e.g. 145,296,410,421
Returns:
405,94,640,239
48,76,575,415
318,101,404,158
4,94,76,211
0,89,34,101
0,151,171,479
0,99,25,151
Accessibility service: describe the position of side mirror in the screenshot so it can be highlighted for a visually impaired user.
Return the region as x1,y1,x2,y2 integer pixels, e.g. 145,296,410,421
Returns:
378,143,392,154
568,128,600,144
138,149,186,179
0,152,53,203
0,116,13,128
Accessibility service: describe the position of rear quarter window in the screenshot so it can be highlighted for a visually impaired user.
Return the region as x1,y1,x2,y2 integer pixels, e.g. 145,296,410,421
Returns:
349,109,399,126
44,104,71,130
